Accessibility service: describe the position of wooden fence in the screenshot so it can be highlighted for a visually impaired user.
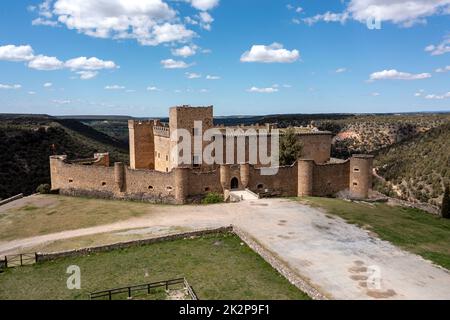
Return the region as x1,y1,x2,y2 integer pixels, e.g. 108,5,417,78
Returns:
1,253,37,270
89,278,198,300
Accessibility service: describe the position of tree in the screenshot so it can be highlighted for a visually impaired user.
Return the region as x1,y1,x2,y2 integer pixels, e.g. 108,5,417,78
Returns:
279,127,303,166
442,184,450,219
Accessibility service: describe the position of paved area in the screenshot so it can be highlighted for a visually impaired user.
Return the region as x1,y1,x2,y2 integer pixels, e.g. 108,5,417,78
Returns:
1,197,450,300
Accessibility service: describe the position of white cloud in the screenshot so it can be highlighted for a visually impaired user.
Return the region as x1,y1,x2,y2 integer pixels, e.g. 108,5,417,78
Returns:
31,0,201,47
185,72,202,79
28,55,64,70
206,75,220,80
105,85,125,90
44,82,53,88
371,92,380,96
335,67,347,73
0,84,21,90
199,88,209,93
304,0,450,27
304,12,349,25
28,91,36,95
0,45,34,61
142,23,196,46
369,69,431,81
0,44,117,79
171,45,197,57
189,0,220,11
198,11,214,30
424,92,450,100
65,57,117,70
147,86,162,91
161,59,192,69
52,99,71,104
241,43,300,63
247,86,279,93
32,17,58,27
435,66,450,73
76,70,99,80
425,37,450,56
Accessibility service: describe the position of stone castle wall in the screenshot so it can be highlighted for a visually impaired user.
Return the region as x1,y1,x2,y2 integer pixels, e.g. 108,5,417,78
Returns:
50,153,372,204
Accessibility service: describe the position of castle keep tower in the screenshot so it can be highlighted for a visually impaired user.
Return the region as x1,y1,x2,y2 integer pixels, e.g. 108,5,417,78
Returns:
128,120,155,170
169,106,214,168
349,154,374,199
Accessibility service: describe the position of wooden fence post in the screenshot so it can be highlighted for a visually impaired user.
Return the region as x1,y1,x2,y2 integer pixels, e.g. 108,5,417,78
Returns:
20,254,23,266
4,256,7,268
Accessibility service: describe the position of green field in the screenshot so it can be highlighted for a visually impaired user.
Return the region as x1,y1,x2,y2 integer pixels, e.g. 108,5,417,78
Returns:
298,197,450,270
0,233,309,300
0,195,160,241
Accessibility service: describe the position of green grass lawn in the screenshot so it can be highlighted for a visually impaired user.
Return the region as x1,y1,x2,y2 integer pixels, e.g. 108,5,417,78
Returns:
297,197,450,270
0,195,160,241
0,233,309,300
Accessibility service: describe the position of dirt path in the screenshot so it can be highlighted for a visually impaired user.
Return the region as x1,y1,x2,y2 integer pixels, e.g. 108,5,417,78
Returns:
1,198,450,300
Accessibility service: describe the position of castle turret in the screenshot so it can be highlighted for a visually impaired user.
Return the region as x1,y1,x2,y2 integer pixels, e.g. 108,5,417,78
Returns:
240,163,250,189
128,120,155,170
220,165,231,190
298,159,314,197
349,155,374,199
114,162,126,193
174,167,189,204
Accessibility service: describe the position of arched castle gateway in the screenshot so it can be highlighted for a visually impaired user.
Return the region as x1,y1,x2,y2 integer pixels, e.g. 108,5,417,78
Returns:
50,106,373,204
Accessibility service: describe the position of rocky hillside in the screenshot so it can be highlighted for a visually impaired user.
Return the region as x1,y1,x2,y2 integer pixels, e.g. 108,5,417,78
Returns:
0,116,129,200
373,123,450,208
314,114,450,158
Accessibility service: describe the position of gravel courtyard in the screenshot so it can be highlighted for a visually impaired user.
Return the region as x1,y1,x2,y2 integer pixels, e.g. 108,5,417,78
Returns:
1,195,450,300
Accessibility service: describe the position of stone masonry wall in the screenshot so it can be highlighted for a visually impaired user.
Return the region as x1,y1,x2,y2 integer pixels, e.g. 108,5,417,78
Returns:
313,161,350,197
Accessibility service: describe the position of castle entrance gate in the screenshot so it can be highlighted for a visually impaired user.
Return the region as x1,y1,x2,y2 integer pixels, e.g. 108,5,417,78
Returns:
230,177,239,190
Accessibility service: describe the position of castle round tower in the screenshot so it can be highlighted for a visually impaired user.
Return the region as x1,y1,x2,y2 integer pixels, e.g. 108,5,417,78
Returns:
297,159,314,197
220,165,231,190
240,163,250,189
174,167,189,204
349,155,374,199
114,162,125,193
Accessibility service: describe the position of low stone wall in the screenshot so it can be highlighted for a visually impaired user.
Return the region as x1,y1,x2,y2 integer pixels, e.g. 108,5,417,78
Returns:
0,194,24,206
233,226,327,300
36,226,233,262
30,225,325,300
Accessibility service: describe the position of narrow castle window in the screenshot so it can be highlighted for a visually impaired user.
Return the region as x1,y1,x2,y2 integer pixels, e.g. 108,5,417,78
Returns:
102,182,106,186
353,182,358,186
353,167,360,172
148,186,154,190
257,184,264,189
69,179,73,183
204,187,210,192
166,186,173,191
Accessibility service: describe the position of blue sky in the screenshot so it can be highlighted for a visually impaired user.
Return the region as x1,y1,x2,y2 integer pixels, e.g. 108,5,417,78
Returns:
0,0,449,117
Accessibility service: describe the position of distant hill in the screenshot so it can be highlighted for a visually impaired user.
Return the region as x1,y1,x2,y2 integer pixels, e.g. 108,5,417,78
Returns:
374,123,450,208
0,116,129,200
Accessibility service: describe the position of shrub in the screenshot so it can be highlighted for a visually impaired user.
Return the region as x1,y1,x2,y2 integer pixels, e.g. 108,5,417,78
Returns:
36,184,51,194
202,192,223,205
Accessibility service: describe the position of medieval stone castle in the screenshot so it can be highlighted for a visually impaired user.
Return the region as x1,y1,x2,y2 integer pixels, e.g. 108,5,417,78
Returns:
50,106,373,204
